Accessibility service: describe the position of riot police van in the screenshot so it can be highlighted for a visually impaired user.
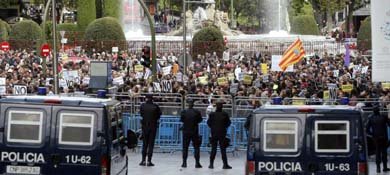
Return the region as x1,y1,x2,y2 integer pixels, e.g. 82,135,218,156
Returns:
246,105,368,175
0,96,128,175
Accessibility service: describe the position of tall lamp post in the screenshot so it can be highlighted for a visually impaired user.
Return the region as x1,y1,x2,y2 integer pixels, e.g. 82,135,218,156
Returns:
138,0,157,81
182,0,215,75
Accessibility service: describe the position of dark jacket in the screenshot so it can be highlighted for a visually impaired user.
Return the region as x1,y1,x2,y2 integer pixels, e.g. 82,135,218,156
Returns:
207,111,231,138
140,100,162,129
366,113,390,139
180,108,203,135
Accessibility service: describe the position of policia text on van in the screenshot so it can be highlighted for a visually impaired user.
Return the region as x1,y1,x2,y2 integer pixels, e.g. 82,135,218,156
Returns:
245,105,368,175
0,96,128,175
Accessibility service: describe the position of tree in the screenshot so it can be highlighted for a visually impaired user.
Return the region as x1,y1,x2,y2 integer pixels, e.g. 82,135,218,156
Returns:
77,0,96,30
357,17,371,51
9,20,43,50
83,17,126,52
311,0,346,31
192,26,224,58
104,0,120,19
290,15,320,35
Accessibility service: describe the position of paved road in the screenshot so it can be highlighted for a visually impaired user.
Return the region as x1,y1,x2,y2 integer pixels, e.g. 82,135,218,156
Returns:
127,150,385,175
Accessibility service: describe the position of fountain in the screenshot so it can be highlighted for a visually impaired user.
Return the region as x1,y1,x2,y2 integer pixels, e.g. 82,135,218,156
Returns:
120,0,337,54
122,0,145,39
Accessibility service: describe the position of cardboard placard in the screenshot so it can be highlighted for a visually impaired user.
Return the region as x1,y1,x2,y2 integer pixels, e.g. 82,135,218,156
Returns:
342,84,353,93
243,75,253,85
217,77,228,86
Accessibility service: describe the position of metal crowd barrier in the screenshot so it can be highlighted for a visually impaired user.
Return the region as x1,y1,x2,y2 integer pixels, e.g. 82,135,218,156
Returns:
123,114,239,153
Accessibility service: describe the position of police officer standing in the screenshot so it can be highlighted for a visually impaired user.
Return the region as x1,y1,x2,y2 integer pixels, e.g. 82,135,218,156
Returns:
180,100,203,168
207,102,232,169
366,105,390,173
139,94,162,166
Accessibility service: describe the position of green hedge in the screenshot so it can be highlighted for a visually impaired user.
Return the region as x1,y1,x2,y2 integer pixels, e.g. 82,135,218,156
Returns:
104,0,120,19
9,20,43,50
290,15,320,35
77,0,96,30
192,26,224,58
83,17,126,52
0,19,10,40
357,17,371,51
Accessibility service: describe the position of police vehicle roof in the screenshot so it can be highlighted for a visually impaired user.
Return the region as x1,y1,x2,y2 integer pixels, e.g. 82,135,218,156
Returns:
0,95,118,107
254,105,360,114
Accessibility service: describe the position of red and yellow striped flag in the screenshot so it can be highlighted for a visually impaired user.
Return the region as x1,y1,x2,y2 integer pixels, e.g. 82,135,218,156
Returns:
278,38,305,71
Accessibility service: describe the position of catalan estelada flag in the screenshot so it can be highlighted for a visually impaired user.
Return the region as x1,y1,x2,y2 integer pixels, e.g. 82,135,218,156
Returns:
278,38,305,71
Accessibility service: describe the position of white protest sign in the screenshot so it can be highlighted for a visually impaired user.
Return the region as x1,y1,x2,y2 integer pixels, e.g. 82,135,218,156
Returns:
361,66,368,74
229,83,239,94
153,82,161,92
144,68,151,80
271,55,294,72
176,72,183,82
112,47,119,53
162,66,172,76
13,85,27,95
46,78,53,86
59,79,67,88
223,50,230,61
0,78,5,85
161,80,172,93
371,0,390,81
113,76,124,85
82,77,90,85
333,70,339,77
136,72,144,79
62,70,80,87
61,38,68,44
0,78,6,95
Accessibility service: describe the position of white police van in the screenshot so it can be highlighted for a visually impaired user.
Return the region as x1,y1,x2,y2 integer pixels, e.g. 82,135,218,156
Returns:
0,96,128,175
246,105,368,175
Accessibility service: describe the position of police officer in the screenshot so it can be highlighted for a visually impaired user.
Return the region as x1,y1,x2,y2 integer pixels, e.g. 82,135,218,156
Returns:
366,105,390,173
207,102,232,169
180,100,203,168
139,94,162,166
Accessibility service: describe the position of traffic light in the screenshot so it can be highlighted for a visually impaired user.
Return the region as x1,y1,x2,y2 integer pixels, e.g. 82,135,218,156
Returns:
141,46,151,67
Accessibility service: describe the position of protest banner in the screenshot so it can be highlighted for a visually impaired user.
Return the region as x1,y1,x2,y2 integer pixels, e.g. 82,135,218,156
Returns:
217,77,228,86
261,64,268,74
342,84,353,93
113,77,124,85
198,76,208,85
135,65,144,72
243,75,253,85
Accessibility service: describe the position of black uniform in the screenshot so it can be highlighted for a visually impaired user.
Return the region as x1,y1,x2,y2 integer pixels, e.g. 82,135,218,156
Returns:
180,104,203,168
139,96,161,166
366,106,390,173
207,103,232,169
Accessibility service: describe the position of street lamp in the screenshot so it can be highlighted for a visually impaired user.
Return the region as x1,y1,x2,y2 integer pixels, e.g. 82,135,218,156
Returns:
182,0,215,76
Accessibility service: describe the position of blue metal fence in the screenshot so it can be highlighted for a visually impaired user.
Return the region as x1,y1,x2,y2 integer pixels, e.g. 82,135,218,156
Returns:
123,113,244,153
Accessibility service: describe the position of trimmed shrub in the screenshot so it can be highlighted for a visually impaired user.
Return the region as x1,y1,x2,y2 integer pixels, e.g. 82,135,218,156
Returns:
192,26,224,58
0,19,10,40
77,0,96,30
290,15,320,35
9,20,43,50
83,17,126,52
357,17,371,51
104,0,120,19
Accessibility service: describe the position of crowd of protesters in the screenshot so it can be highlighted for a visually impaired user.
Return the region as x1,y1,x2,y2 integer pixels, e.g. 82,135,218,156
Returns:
1,47,389,108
